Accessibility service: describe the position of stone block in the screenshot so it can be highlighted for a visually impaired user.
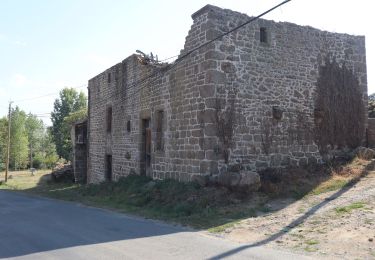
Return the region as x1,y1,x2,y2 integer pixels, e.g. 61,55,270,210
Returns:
238,171,261,192
192,129,203,137
201,60,217,71
227,163,242,172
199,84,215,98
200,161,211,173
206,29,221,41
217,170,260,192
219,44,235,53
205,70,226,84
204,124,217,136
355,147,375,160
202,109,216,124
202,137,217,150
191,174,209,186
204,150,216,160
240,54,252,61
218,171,241,187
204,50,225,60
221,62,236,73
255,161,269,168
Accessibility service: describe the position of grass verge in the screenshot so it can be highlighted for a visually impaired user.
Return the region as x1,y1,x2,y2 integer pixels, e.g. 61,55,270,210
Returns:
309,177,350,196
1,157,372,230
334,202,366,215
0,171,263,229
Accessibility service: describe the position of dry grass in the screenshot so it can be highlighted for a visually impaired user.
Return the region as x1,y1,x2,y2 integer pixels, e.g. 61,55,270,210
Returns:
309,157,371,196
1,157,373,231
0,170,52,190
309,176,350,196
259,157,373,200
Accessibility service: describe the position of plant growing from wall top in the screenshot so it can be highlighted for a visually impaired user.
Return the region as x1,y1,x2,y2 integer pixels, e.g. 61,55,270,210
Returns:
315,57,365,153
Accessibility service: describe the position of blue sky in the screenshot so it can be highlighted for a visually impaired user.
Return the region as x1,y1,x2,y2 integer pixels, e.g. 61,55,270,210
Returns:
0,0,373,125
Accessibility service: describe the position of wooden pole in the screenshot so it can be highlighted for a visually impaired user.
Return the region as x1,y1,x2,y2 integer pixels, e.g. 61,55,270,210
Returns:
30,142,33,169
5,101,12,182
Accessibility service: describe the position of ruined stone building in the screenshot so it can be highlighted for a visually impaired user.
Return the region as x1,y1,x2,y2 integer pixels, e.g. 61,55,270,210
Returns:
86,5,367,183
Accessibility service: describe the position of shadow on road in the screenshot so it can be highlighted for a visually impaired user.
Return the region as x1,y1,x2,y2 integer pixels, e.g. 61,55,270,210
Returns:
0,189,188,258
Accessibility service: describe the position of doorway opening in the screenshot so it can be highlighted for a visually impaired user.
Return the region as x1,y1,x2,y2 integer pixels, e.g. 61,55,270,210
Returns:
105,154,112,181
140,119,151,176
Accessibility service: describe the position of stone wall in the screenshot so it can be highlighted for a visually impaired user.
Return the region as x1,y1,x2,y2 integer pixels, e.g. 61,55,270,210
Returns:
88,55,152,183
196,5,367,173
87,4,367,183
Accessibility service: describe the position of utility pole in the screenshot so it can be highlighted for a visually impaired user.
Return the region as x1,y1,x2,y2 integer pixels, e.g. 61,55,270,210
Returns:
30,142,33,169
5,101,12,183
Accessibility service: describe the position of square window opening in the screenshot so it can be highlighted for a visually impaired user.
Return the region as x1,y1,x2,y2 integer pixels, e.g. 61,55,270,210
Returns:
260,27,268,43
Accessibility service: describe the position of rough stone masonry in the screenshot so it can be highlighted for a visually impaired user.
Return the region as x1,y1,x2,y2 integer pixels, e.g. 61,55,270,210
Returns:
87,4,367,183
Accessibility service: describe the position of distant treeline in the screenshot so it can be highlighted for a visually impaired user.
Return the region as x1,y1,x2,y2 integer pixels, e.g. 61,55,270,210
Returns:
0,87,87,171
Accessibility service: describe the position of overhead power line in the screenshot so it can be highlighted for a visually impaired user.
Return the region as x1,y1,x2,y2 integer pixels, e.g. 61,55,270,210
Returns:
117,0,291,104
175,0,291,63
34,115,51,118
12,84,87,103
159,54,179,62
160,1,290,62
7,1,290,115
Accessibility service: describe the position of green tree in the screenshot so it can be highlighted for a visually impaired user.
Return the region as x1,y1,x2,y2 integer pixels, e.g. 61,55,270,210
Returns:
1,108,58,171
10,107,29,170
51,88,87,160
25,113,44,168
369,93,375,118
37,127,59,169
0,117,8,171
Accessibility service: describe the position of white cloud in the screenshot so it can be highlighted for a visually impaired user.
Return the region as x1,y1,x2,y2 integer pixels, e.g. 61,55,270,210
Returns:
0,33,27,46
11,73,29,87
14,40,27,46
0,87,8,97
86,53,111,66
85,53,120,71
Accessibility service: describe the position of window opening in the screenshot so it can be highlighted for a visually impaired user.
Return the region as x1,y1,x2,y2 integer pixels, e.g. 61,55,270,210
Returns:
260,27,268,43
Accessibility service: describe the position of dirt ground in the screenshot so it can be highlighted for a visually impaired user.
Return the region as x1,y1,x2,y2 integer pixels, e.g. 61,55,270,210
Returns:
206,162,375,260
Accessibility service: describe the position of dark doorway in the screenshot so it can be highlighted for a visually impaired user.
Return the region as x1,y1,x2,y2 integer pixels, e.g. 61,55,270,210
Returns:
140,119,151,176
105,154,112,181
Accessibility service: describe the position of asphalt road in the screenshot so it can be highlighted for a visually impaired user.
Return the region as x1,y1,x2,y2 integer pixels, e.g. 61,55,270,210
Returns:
0,190,312,260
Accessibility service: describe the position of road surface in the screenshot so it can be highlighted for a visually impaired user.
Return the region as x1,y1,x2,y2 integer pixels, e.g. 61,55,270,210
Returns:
0,190,312,259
